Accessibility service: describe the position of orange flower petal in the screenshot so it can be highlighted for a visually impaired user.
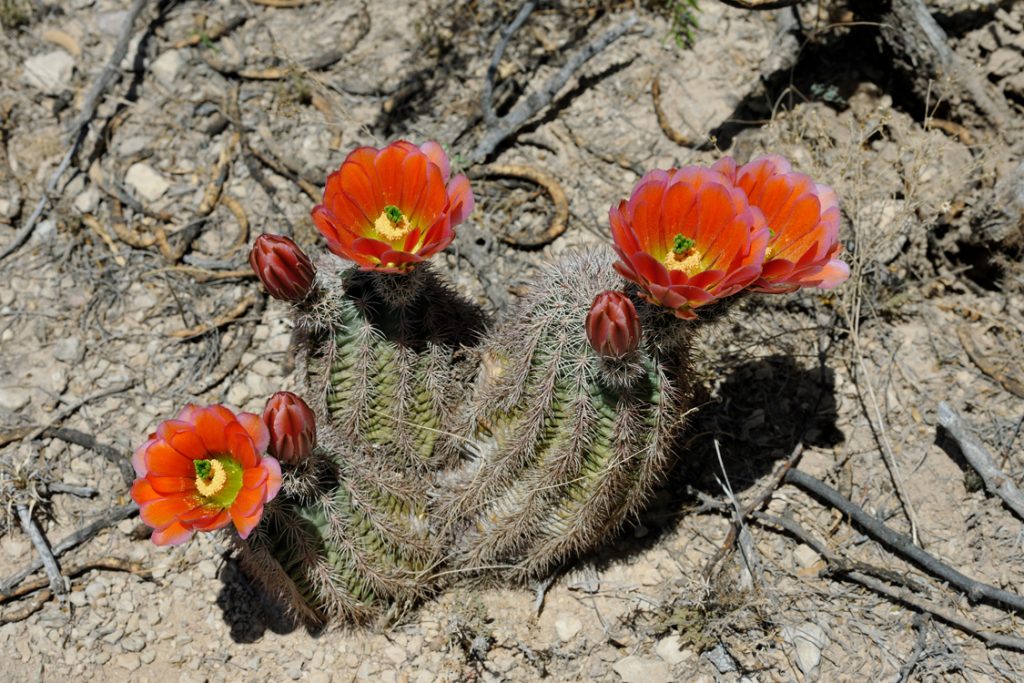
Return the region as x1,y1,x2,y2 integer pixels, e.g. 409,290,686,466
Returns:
151,521,193,546
139,493,198,531
144,440,194,477
148,476,196,495
236,411,270,454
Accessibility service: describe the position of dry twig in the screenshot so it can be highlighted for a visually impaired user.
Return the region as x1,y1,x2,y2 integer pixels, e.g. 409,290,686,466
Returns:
15,505,66,595
470,164,569,247
652,76,697,147
702,442,804,580
0,557,151,605
0,503,139,595
754,511,1024,653
938,402,1024,522
172,14,247,49
483,1,538,127
784,468,1024,615
169,294,258,339
0,0,148,262
470,14,638,164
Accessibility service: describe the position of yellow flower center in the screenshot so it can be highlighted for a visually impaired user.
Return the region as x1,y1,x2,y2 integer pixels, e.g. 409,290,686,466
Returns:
374,205,414,242
663,233,703,277
194,459,228,497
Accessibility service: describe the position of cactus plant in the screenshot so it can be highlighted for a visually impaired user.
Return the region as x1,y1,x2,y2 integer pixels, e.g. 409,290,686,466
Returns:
238,251,485,623
442,249,694,582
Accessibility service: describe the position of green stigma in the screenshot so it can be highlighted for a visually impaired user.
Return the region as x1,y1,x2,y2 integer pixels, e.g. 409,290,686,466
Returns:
768,228,776,239
383,205,404,223
194,459,212,479
672,233,696,255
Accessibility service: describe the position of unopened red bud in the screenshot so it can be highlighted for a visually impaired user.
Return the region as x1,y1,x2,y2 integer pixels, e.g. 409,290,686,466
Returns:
585,291,641,358
249,234,315,302
262,391,316,465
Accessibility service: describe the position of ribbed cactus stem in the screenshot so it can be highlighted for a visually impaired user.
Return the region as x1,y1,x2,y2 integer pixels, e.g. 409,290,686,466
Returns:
444,250,693,582
239,447,439,623
299,259,483,472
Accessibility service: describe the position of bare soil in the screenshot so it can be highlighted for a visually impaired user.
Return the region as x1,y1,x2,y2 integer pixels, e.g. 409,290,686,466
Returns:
1,0,1023,681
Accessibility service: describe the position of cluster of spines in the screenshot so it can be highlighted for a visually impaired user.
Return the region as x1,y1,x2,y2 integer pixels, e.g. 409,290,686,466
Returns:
442,251,691,582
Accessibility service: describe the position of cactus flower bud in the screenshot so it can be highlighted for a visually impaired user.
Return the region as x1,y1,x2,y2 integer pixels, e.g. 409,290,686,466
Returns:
249,234,315,302
263,391,317,465
585,291,641,358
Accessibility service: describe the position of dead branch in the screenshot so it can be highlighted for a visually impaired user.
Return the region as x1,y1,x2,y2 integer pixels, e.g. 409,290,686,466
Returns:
754,512,1024,653
0,557,151,605
172,14,248,49
169,294,257,339
483,1,538,127
246,143,320,201
0,0,148,262
0,503,139,595
969,157,1024,254
651,76,697,148
938,402,1024,522
470,14,638,164
80,213,127,266
0,427,133,485
197,131,240,216
48,483,97,498
470,164,569,248
190,296,266,395
149,265,255,283
0,589,51,624
956,325,1024,399
15,505,66,595
784,468,1024,615
853,0,1017,136
702,442,804,580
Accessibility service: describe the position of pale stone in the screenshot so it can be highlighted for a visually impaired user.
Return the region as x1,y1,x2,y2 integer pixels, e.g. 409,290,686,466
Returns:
22,50,75,93
782,622,827,677
655,634,692,665
125,163,170,202
151,50,184,84
612,655,671,683
554,615,583,642
793,544,820,569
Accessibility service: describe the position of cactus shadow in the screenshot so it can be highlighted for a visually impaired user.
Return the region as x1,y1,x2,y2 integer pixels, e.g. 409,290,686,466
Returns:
675,353,843,499
216,555,321,643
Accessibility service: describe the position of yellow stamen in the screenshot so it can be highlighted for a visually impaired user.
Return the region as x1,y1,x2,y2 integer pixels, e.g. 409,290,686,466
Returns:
663,249,703,277
373,205,414,242
195,459,227,497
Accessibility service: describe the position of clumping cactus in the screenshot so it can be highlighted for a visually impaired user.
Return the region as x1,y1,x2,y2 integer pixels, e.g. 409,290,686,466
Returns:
132,147,849,626
441,249,693,582
237,140,485,623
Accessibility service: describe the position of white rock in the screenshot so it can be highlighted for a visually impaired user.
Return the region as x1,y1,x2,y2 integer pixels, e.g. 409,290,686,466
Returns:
655,634,692,665
383,644,406,666
1,535,31,561
555,615,583,642
782,622,827,677
793,544,820,569
97,11,128,35
612,655,671,683
125,163,169,202
0,385,31,412
53,337,83,363
22,50,75,93
151,50,184,84
73,187,100,214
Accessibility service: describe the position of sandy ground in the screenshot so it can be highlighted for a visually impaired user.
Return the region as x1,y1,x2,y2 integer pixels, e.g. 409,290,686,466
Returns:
1,0,1024,681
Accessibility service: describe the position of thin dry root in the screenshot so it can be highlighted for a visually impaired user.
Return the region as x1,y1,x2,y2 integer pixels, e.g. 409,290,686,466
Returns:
471,164,569,248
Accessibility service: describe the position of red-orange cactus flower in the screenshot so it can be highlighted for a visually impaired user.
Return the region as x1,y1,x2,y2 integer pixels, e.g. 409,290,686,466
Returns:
130,404,282,546
263,391,316,465
586,291,641,358
713,155,849,293
609,167,769,319
249,234,315,302
311,140,474,273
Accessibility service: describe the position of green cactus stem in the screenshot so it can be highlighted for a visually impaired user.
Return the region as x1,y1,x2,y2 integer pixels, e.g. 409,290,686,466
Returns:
443,250,694,582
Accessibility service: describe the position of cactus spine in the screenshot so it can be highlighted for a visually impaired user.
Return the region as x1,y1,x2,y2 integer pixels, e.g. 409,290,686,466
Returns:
240,258,484,623
443,250,693,581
